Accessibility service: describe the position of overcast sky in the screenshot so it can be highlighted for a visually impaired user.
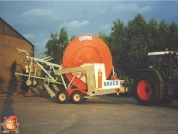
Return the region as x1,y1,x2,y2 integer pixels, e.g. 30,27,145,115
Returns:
0,1,178,52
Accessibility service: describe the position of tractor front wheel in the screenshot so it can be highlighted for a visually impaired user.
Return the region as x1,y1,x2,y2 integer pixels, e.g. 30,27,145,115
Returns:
134,73,160,106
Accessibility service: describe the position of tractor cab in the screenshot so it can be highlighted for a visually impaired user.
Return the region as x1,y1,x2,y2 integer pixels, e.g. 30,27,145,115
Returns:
147,51,178,81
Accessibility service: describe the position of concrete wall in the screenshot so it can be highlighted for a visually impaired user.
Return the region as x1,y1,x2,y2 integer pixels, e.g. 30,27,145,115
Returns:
0,34,34,93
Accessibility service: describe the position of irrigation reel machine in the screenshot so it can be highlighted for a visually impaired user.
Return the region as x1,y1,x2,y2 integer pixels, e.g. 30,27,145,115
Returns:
15,35,129,104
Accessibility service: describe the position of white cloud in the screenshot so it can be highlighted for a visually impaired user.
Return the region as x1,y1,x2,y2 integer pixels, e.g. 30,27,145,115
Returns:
23,33,35,39
140,6,152,13
60,20,89,29
23,9,53,17
100,24,110,30
114,3,152,13
94,6,106,14
99,24,111,34
22,8,65,20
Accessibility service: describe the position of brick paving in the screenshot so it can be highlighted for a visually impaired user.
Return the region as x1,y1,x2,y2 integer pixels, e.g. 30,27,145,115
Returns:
0,93,178,134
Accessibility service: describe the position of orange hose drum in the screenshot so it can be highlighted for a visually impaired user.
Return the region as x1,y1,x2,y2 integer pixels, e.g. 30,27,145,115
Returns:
62,35,112,89
98,69,102,88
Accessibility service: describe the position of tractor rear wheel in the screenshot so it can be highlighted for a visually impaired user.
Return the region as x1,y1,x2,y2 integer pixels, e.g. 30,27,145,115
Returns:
160,96,175,104
56,90,69,104
134,73,160,106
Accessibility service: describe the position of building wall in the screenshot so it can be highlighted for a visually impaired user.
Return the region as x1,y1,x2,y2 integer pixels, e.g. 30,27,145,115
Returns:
0,34,34,93
0,19,23,39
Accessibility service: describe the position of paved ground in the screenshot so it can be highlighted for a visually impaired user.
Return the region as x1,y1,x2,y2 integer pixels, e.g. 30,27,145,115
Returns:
0,92,178,134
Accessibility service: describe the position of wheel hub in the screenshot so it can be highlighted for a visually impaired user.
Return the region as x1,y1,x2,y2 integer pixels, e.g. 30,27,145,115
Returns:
137,80,152,100
145,87,150,93
59,93,66,101
74,94,80,101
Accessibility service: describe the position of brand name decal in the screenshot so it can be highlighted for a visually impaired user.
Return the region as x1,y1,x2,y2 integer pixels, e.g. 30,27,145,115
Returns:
79,36,92,41
103,81,119,86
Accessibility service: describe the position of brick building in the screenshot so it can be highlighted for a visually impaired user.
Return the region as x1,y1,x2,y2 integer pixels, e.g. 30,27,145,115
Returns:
0,17,34,94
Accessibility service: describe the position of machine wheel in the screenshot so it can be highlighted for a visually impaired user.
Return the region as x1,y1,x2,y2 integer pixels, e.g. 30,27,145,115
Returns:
83,98,88,102
56,90,69,104
32,79,38,86
26,79,32,86
134,73,160,106
70,90,84,104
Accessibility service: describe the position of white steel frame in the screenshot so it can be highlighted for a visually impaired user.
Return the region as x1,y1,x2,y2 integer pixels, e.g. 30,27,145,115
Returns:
15,48,128,97
15,48,67,88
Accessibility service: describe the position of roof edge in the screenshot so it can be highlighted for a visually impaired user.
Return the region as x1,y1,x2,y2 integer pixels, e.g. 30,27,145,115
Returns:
0,17,34,47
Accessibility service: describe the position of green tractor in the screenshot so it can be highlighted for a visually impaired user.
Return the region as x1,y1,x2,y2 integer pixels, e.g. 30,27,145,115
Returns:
134,50,178,106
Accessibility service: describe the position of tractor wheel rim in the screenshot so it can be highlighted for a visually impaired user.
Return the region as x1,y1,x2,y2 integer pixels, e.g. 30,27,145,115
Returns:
59,93,66,101
137,80,152,100
74,94,80,101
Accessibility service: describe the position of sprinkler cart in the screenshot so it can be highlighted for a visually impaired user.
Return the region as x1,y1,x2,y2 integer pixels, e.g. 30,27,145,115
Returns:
15,35,129,104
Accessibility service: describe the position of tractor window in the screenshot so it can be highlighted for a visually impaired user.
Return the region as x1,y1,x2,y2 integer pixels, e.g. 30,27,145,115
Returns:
171,54,178,68
148,56,155,68
154,55,168,67
156,56,162,64
148,54,172,68
175,55,178,65
155,55,164,65
162,55,168,66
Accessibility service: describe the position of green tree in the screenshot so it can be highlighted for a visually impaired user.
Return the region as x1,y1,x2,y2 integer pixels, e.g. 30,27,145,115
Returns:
69,35,76,42
126,14,148,57
109,19,128,76
158,20,169,50
98,31,109,43
98,14,178,79
147,19,159,51
45,27,69,64
125,14,148,77
168,22,178,51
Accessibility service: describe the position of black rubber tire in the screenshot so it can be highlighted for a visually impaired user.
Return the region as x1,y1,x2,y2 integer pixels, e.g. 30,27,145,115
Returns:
134,73,160,106
70,90,84,104
175,85,178,100
176,94,178,100
83,98,88,102
160,97,174,104
56,90,69,104
159,84,178,104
